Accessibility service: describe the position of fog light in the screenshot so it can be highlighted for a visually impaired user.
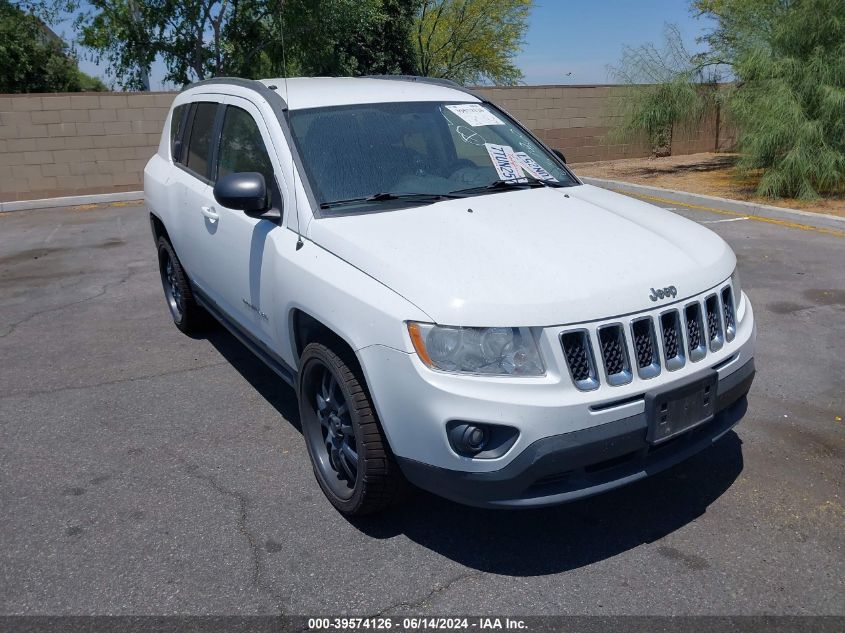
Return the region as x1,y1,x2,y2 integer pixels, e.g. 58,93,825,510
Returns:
446,421,519,459
448,423,488,456
465,426,487,452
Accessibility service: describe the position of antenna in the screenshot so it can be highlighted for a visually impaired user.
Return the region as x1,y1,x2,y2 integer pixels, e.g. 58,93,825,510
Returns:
279,6,303,251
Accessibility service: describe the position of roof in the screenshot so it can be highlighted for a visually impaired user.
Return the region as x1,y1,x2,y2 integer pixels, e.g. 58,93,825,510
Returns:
256,77,481,110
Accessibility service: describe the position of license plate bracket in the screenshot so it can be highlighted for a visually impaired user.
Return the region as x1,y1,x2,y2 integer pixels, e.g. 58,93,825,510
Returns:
645,371,718,444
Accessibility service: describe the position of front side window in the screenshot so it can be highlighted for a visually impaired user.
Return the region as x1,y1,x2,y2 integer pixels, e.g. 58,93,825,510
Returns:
217,106,275,189
288,101,578,213
184,102,219,179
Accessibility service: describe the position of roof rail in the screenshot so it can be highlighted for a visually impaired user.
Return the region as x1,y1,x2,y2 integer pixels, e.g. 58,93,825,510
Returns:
361,75,486,101
180,76,289,109
183,75,486,104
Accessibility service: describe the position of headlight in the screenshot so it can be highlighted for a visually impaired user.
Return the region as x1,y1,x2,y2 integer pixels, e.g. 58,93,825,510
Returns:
731,267,742,299
407,323,545,376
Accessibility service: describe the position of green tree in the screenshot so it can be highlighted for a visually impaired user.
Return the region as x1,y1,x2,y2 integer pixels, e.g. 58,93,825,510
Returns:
298,0,417,76
224,0,418,79
609,0,845,199
35,0,533,90
0,0,106,92
716,0,845,199
413,0,532,85
76,1,232,90
71,0,419,90
609,24,717,157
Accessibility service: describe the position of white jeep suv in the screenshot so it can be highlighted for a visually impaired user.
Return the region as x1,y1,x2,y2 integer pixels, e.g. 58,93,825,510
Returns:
144,76,756,516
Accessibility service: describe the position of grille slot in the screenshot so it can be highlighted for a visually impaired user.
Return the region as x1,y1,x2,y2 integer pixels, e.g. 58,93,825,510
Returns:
684,302,707,362
721,286,736,341
560,330,599,391
631,317,660,379
659,310,685,371
705,294,724,352
597,324,632,385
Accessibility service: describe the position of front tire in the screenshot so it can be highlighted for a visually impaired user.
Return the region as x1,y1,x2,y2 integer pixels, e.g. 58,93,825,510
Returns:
157,237,205,335
298,342,406,516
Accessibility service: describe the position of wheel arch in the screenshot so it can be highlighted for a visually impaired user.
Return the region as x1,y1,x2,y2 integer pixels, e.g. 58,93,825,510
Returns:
291,309,363,374
149,212,170,245
290,308,399,447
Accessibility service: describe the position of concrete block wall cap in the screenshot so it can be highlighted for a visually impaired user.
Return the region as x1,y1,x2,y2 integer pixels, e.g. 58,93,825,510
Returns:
581,176,845,225
0,191,143,213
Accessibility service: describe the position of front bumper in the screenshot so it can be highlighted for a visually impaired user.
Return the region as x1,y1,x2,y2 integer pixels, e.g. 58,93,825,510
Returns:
397,358,753,508
357,287,756,508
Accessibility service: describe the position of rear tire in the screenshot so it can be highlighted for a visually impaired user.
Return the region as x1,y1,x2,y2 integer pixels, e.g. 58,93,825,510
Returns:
298,342,406,516
157,237,206,335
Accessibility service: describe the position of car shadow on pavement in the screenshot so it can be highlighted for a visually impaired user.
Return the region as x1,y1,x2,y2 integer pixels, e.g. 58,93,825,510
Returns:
203,325,302,431
203,323,745,577
353,408,746,577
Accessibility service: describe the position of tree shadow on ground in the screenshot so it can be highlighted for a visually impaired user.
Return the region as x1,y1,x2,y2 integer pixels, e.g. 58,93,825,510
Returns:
629,154,737,178
202,322,745,577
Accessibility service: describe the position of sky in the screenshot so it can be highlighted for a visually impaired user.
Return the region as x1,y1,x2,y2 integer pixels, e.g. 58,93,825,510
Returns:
57,1,716,90
516,0,715,85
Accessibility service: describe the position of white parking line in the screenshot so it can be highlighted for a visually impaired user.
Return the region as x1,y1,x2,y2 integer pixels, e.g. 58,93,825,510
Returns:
700,217,750,224
44,225,61,243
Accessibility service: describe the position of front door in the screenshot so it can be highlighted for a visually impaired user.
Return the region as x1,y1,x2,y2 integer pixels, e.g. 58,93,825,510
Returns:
191,97,284,345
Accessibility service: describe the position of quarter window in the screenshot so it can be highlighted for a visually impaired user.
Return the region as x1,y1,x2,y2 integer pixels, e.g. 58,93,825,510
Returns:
217,106,275,190
184,102,219,180
169,104,186,162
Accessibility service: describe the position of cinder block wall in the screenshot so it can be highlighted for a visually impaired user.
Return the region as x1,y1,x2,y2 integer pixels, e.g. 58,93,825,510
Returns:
476,85,735,164
0,92,174,202
0,85,735,203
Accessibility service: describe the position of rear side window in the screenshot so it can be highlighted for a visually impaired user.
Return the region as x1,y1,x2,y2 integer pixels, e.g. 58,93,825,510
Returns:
217,106,275,189
169,104,186,162
184,102,219,180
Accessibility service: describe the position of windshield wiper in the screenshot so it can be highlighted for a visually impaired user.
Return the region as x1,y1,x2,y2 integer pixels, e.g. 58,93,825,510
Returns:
448,178,564,196
320,191,466,209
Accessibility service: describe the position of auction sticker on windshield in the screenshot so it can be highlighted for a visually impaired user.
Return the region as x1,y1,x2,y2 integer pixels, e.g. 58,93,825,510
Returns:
445,103,505,127
514,152,559,182
485,143,528,183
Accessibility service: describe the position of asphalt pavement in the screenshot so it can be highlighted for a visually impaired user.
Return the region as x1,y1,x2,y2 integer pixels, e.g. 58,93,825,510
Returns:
0,195,843,616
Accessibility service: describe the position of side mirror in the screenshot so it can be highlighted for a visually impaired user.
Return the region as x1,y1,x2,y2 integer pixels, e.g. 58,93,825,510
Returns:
213,172,268,213
553,149,567,164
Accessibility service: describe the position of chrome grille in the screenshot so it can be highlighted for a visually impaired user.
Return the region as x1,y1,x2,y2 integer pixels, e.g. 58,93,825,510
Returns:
560,285,737,388
705,294,724,351
684,302,707,362
706,302,719,339
721,287,736,341
660,310,685,370
560,330,599,390
597,324,632,385
632,319,655,368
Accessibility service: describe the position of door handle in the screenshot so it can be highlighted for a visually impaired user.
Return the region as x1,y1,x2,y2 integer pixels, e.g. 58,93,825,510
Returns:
201,206,219,223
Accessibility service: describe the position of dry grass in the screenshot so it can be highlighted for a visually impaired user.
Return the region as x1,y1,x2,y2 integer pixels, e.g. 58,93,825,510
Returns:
571,152,845,217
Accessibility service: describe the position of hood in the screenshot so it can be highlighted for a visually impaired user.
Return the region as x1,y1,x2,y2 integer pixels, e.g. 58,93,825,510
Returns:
307,184,735,327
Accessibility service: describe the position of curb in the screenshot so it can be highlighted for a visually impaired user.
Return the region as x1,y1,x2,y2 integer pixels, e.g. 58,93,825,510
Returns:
0,191,143,213
580,177,845,225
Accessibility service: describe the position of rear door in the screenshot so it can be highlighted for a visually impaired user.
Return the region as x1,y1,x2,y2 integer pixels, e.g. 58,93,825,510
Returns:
170,99,224,294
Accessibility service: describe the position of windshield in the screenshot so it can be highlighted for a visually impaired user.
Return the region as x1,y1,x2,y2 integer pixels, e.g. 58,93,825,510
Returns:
287,101,579,214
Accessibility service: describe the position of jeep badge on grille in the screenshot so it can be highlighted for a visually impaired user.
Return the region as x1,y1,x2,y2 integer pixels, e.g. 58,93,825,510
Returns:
649,285,678,301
